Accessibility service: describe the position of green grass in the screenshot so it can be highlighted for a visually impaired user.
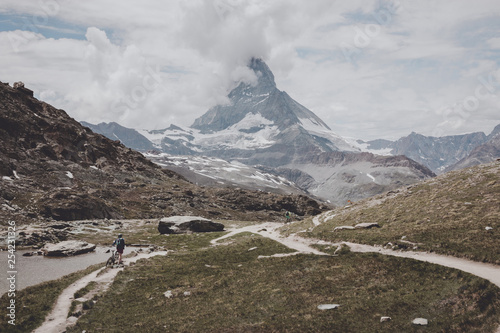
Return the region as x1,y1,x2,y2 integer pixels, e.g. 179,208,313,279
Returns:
74,281,98,299
68,233,500,333
0,263,104,333
295,163,500,263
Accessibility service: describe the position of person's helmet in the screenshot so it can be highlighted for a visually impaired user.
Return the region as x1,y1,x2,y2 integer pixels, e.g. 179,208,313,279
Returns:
118,233,122,238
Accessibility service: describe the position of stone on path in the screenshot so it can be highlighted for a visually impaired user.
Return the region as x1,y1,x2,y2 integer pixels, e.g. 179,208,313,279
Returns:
380,316,392,322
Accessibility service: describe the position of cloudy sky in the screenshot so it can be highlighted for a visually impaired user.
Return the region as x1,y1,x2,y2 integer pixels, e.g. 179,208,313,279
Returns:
1,0,499,140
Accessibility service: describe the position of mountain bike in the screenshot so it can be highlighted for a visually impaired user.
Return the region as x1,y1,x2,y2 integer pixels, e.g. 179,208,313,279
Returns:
106,249,119,267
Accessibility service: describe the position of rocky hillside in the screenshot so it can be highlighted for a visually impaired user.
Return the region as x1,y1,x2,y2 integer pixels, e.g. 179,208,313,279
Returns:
285,151,434,205
0,81,328,226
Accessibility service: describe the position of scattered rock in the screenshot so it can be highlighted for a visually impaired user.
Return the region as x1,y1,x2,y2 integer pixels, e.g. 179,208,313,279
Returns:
48,222,72,229
158,216,225,234
334,226,355,231
317,304,340,310
380,316,392,323
412,318,428,326
183,291,191,296
42,240,96,256
164,290,173,298
485,226,493,231
354,222,380,229
248,247,258,251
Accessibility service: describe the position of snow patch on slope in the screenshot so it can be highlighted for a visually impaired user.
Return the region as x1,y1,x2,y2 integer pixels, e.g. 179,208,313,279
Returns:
345,138,393,156
299,117,359,152
193,113,279,150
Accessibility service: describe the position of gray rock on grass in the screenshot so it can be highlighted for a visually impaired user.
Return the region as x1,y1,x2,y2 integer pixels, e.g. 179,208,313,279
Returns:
158,216,224,234
355,222,380,229
42,240,96,256
317,304,340,310
412,318,428,326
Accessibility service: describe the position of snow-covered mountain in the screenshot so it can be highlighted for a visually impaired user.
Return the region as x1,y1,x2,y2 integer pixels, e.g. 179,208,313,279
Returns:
127,58,357,164
83,58,436,205
191,58,355,153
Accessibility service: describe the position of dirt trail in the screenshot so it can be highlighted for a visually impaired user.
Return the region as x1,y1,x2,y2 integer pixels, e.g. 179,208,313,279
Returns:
212,222,328,256
215,222,500,287
33,250,167,333
216,221,500,333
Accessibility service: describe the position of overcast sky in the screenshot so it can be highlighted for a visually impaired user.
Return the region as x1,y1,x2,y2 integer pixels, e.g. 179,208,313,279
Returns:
1,0,499,140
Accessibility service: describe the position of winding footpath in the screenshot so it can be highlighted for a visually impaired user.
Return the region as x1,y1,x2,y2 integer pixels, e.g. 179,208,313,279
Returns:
33,251,167,333
213,222,500,288
34,219,500,332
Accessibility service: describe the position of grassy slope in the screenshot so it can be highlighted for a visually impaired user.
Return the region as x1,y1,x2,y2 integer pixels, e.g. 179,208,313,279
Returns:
67,232,500,333
295,162,500,264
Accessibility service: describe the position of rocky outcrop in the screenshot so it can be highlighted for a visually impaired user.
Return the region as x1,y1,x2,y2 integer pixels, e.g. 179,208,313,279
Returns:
158,216,224,234
42,240,96,256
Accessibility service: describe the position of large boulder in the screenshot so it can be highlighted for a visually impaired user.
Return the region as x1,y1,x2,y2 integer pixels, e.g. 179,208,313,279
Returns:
42,240,96,256
158,216,225,234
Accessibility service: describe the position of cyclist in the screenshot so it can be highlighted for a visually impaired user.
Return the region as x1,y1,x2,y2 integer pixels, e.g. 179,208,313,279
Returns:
112,233,126,265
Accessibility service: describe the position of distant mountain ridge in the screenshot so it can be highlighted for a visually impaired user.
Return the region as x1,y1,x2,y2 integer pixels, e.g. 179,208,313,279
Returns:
445,124,500,171
357,126,500,174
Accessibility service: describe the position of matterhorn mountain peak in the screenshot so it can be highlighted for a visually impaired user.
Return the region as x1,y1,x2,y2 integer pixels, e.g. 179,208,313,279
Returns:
247,57,276,89
192,58,336,138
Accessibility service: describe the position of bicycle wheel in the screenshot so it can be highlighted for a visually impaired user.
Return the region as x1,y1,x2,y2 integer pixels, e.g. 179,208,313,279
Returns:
106,256,114,267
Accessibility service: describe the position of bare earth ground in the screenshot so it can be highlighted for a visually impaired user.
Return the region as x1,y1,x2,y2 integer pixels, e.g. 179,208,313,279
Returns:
33,219,500,333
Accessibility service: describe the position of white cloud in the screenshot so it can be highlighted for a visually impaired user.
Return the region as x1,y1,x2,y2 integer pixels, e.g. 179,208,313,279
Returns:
487,37,500,49
0,0,499,139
